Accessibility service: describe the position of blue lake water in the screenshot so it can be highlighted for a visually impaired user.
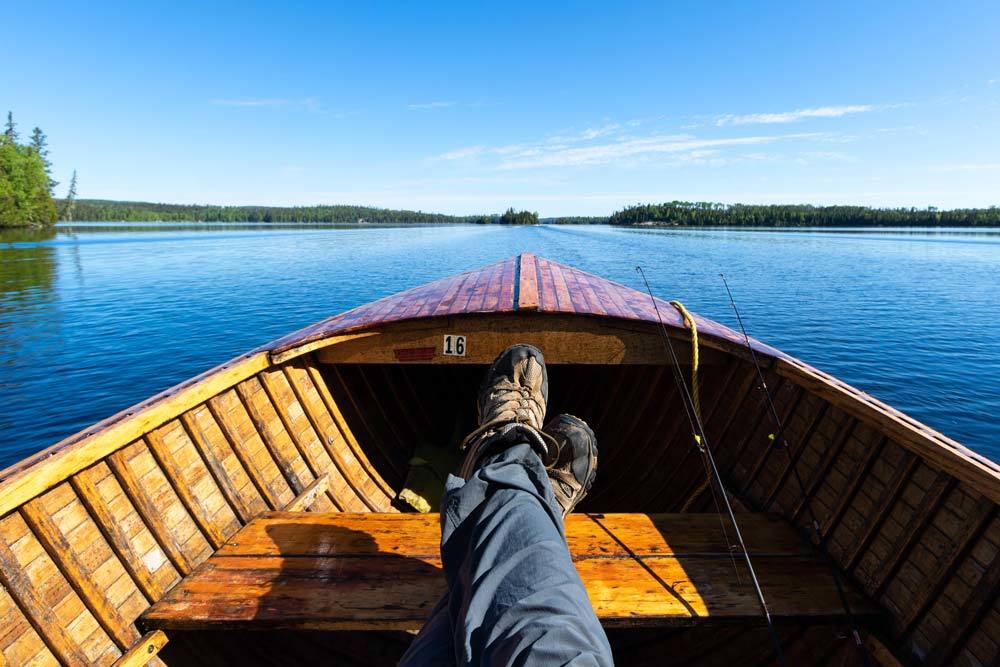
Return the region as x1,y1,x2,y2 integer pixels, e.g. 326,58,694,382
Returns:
1,223,998,470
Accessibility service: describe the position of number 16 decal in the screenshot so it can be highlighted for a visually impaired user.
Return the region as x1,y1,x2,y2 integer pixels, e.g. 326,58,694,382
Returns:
443,335,466,357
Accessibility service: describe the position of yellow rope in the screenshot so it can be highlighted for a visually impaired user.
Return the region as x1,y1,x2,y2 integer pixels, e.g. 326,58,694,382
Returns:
670,300,710,513
669,300,701,428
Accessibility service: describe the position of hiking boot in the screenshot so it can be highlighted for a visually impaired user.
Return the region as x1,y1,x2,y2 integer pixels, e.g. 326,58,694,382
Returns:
476,343,548,431
458,344,555,477
542,414,598,516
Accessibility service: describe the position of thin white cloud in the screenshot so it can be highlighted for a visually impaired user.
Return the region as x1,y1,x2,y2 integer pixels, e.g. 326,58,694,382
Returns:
440,145,487,160
436,128,834,169
580,124,621,140
715,105,874,126
800,151,853,161
408,101,456,110
211,98,289,107
496,132,822,169
546,124,621,144
929,163,1000,172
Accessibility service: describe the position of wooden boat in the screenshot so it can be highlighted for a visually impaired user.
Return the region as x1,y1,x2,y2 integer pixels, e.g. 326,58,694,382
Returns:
0,253,996,666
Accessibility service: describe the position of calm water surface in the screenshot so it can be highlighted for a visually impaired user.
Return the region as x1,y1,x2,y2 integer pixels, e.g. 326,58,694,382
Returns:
2,223,998,469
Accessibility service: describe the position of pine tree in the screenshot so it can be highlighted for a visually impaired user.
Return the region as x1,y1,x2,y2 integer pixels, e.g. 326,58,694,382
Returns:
3,111,18,143
63,170,78,221
30,127,58,195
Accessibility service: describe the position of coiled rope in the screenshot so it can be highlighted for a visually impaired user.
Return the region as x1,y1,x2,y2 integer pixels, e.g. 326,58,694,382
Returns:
669,301,712,513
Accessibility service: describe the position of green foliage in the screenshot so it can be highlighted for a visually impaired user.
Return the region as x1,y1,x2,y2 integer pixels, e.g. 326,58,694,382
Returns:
608,201,1000,227
29,127,58,195
0,112,59,227
497,208,539,225
542,216,609,224
57,199,483,224
55,201,549,225
3,112,17,143
0,141,58,227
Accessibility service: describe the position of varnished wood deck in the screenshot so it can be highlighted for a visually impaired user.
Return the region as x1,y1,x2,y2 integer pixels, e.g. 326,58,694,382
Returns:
267,253,786,362
141,513,878,631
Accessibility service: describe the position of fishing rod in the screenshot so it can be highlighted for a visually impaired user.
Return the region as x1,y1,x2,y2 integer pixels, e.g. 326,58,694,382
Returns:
636,266,787,667
720,273,873,667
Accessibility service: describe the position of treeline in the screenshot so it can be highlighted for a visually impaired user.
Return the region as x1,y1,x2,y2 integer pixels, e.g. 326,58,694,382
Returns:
497,208,538,225
62,201,546,225
608,201,1000,227
60,200,474,224
541,216,608,224
0,112,66,227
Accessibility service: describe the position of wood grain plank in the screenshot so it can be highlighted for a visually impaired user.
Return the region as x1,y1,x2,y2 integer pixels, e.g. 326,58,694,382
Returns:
791,418,858,522
111,630,168,667
0,576,58,667
145,554,876,631
287,361,392,511
257,367,351,510
71,463,179,601
0,513,114,665
899,499,995,634
107,443,204,575
843,451,919,570
738,387,806,497
283,475,331,512
179,407,264,524
776,358,1000,505
208,390,294,510
145,426,234,549
21,491,142,650
517,252,539,310
820,435,887,538
306,357,396,506
235,378,328,508
144,512,877,632
217,512,809,558
869,472,952,595
924,539,1000,666
759,401,830,509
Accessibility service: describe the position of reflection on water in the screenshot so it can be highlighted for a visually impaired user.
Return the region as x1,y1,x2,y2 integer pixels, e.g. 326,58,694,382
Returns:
0,227,57,308
0,223,998,468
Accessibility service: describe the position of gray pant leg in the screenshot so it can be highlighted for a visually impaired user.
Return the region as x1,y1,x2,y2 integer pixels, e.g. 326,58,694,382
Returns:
401,443,613,666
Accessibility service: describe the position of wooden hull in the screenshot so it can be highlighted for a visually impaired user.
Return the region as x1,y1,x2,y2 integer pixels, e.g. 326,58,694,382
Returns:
0,254,996,666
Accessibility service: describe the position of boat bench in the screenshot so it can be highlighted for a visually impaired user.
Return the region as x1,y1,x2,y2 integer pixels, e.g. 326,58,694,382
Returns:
141,512,879,632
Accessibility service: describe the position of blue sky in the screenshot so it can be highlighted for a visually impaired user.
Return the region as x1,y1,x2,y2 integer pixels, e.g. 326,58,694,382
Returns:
5,1,999,215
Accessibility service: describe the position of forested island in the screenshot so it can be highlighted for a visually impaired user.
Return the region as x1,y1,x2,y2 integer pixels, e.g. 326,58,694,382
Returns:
0,113,64,227
608,202,1000,227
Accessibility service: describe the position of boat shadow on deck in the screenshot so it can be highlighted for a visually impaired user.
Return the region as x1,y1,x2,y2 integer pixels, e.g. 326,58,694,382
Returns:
158,522,427,664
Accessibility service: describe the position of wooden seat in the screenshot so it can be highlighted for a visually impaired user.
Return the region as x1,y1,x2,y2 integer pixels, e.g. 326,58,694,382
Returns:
141,512,879,632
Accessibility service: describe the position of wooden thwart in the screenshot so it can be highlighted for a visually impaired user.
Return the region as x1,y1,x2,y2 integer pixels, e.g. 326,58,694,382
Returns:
112,630,169,667
283,474,330,512
142,512,878,631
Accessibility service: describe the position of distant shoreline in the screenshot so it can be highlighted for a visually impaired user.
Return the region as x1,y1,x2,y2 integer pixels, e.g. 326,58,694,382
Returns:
34,198,1000,229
